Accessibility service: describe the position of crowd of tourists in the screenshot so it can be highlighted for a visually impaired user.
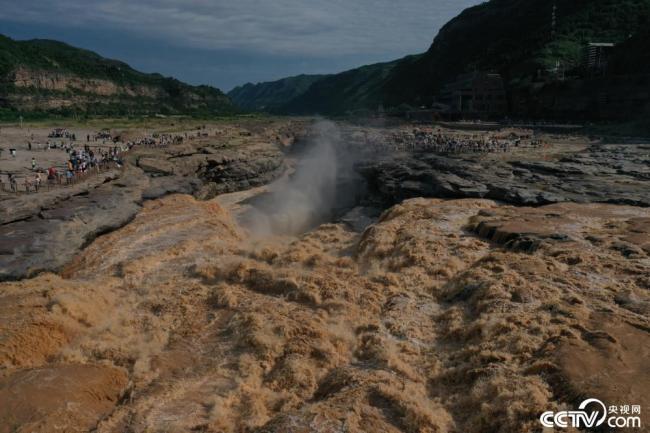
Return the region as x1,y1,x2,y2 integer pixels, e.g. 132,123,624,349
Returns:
350,128,544,155
1,128,137,194
135,133,183,148
1,143,128,193
64,144,127,177
1,126,192,194
392,129,515,153
48,128,75,139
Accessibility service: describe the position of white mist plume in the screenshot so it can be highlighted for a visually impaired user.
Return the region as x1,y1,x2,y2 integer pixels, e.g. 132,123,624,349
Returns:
242,120,343,236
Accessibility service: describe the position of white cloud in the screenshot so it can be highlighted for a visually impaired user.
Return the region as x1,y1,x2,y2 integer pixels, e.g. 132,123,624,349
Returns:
0,0,482,56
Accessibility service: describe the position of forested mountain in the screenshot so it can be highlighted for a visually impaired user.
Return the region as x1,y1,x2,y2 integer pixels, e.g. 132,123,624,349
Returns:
382,0,650,106
231,0,650,119
228,59,403,116
228,75,325,112
0,35,236,118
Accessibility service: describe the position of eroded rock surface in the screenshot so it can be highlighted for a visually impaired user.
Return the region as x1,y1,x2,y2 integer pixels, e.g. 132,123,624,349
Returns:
357,143,650,207
0,120,302,281
0,166,197,281
131,133,286,199
196,146,284,197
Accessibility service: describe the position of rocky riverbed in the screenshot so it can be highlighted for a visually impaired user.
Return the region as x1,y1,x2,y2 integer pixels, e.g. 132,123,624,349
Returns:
356,141,650,207
0,119,304,281
0,120,648,433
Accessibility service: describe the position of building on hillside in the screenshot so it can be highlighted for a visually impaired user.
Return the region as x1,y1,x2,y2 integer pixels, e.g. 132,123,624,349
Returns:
585,43,615,74
438,72,507,118
405,103,450,123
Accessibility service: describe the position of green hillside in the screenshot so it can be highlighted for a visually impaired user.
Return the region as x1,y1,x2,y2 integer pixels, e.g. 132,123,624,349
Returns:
382,0,650,106
229,58,405,116
280,59,405,115
228,74,325,112
0,34,236,118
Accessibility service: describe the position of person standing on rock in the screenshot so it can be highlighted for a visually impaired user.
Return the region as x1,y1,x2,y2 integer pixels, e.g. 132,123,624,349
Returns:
9,173,17,193
47,166,57,189
31,157,36,171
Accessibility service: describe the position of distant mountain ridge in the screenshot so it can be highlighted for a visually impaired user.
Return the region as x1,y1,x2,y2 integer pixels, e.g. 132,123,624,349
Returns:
228,74,326,112
280,58,405,115
231,0,650,119
0,35,236,118
228,58,404,116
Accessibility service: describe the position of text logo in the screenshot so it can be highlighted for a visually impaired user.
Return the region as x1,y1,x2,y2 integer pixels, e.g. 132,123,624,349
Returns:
540,398,642,429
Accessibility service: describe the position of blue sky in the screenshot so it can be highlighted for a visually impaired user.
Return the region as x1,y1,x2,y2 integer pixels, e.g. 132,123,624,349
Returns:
0,0,482,91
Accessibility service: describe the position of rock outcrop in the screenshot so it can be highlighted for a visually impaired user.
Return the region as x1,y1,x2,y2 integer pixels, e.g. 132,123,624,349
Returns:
0,166,198,281
196,148,285,197
137,157,176,176
357,143,650,207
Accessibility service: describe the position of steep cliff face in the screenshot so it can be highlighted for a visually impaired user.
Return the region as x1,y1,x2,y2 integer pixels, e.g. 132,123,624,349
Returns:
0,35,236,117
11,67,162,98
